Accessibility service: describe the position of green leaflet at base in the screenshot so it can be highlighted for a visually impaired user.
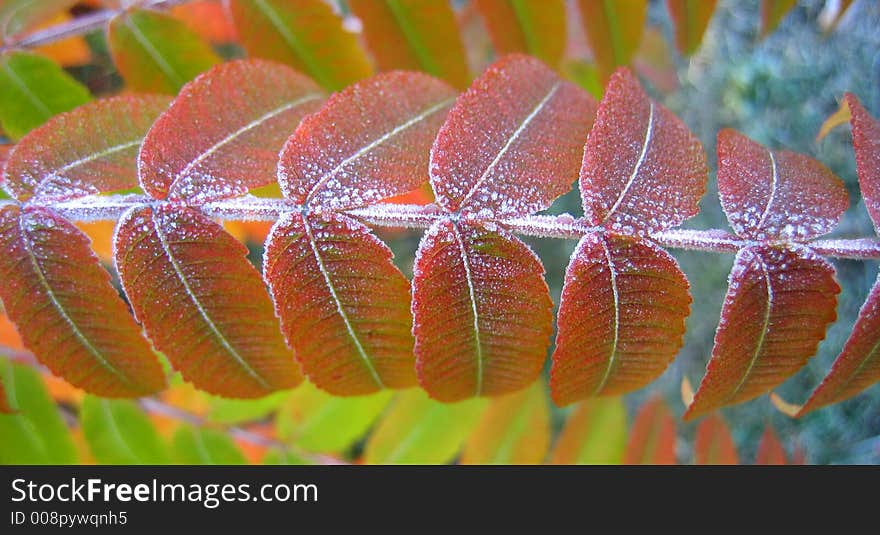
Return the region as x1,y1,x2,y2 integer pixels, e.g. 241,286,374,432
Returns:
171,425,246,464
81,396,170,464
206,390,291,425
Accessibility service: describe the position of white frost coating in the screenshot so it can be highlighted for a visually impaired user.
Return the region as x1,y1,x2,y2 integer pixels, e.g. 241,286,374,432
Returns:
604,102,654,222
450,222,484,397
755,149,779,232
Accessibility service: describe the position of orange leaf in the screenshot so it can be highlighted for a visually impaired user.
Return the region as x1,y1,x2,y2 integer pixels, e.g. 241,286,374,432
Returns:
171,0,237,43
693,413,738,464
755,425,787,464
760,0,797,38
666,0,717,56
0,312,25,351
577,0,648,84
815,97,851,142
34,12,91,66
623,396,677,464
474,0,567,68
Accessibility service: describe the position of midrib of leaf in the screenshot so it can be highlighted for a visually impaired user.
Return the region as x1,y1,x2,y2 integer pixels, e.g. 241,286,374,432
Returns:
726,254,773,402
38,139,142,194
594,236,620,395
383,402,444,463
756,149,779,233
151,211,270,390
191,429,215,464
99,399,141,463
451,222,483,397
604,101,654,221
2,59,52,118
123,15,185,88
385,0,441,77
301,215,384,389
252,0,332,89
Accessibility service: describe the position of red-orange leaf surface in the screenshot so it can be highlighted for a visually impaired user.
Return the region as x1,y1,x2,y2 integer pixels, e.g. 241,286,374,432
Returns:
279,71,455,210
666,0,717,56
430,54,596,219
0,377,10,413
693,413,738,464
264,212,414,395
413,220,553,401
138,60,323,203
685,246,839,420
717,129,848,241
846,93,880,230
115,205,300,398
623,396,676,465
0,205,165,396
755,426,787,464
580,68,706,236
2,95,170,201
550,234,690,405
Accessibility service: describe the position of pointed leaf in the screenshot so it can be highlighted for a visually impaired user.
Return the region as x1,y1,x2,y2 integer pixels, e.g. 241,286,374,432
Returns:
0,361,77,463
580,68,706,235
81,396,170,464
3,95,171,201
461,380,551,464
276,382,392,453
114,205,301,398
107,8,220,94
0,51,91,141
348,0,470,89
413,220,553,401
278,71,455,210
685,246,839,420
0,205,165,396
760,0,797,37
693,413,738,464
717,129,848,241
474,0,567,67
623,396,677,464
799,273,880,415
845,94,880,231
264,212,415,395
578,0,647,84
666,0,717,56
364,389,486,464
431,54,597,218
229,0,372,91
755,425,786,464
549,397,627,464
816,97,851,142
0,0,77,40
171,425,247,464
138,60,323,203
551,234,691,405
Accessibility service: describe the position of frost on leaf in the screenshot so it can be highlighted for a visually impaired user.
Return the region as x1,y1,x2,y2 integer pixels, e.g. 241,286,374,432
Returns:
551,233,690,405
623,396,676,465
114,204,300,398
2,95,171,202
263,211,415,395
580,68,706,236
412,220,553,401
717,129,848,242
0,205,165,396
685,246,839,420
430,54,597,219
138,59,324,203
846,93,880,231
279,71,455,211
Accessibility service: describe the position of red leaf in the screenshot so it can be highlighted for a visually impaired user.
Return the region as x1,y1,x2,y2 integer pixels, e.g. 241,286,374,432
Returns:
717,129,848,241
623,396,677,465
550,234,690,405
580,68,707,236
798,273,880,415
0,205,165,396
693,413,738,465
685,246,839,420
263,212,415,395
755,425,787,465
0,376,10,413
413,220,553,401
278,71,455,210
138,60,324,203
114,205,300,398
846,93,880,231
430,54,597,219
2,95,170,201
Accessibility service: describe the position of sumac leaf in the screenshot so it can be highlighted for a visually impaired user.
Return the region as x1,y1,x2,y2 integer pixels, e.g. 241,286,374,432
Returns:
431,54,597,219
348,0,470,89
171,425,246,464
115,205,300,398
577,0,647,84
474,0,566,67
666,0,717,56
229,0,372,91
685,246,839,420
107,8,220,94
138,60,323,203
846,94,880,231
81,396,170,464
580,68,706,235
0,205,165,396
3,95,171,201
755,425,786,465
413,220,553,401
693,413,738,464
278,71,455,210
549,396,627,465
264,212,415,395
623,396,677,465
0,377,10,414
760,0,797,37
0,0,78,40
716,129,848,241
551,234,690,405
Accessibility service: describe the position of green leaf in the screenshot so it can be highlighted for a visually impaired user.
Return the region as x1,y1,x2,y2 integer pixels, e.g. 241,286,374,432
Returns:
81,396,170,464
206,390,291,425
171,425,247,464
549,397,627,464
262,448,311,465
276,383,391,453
107,8,220,94
0,360,77,464
364,389,486,464
0,51,91,140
